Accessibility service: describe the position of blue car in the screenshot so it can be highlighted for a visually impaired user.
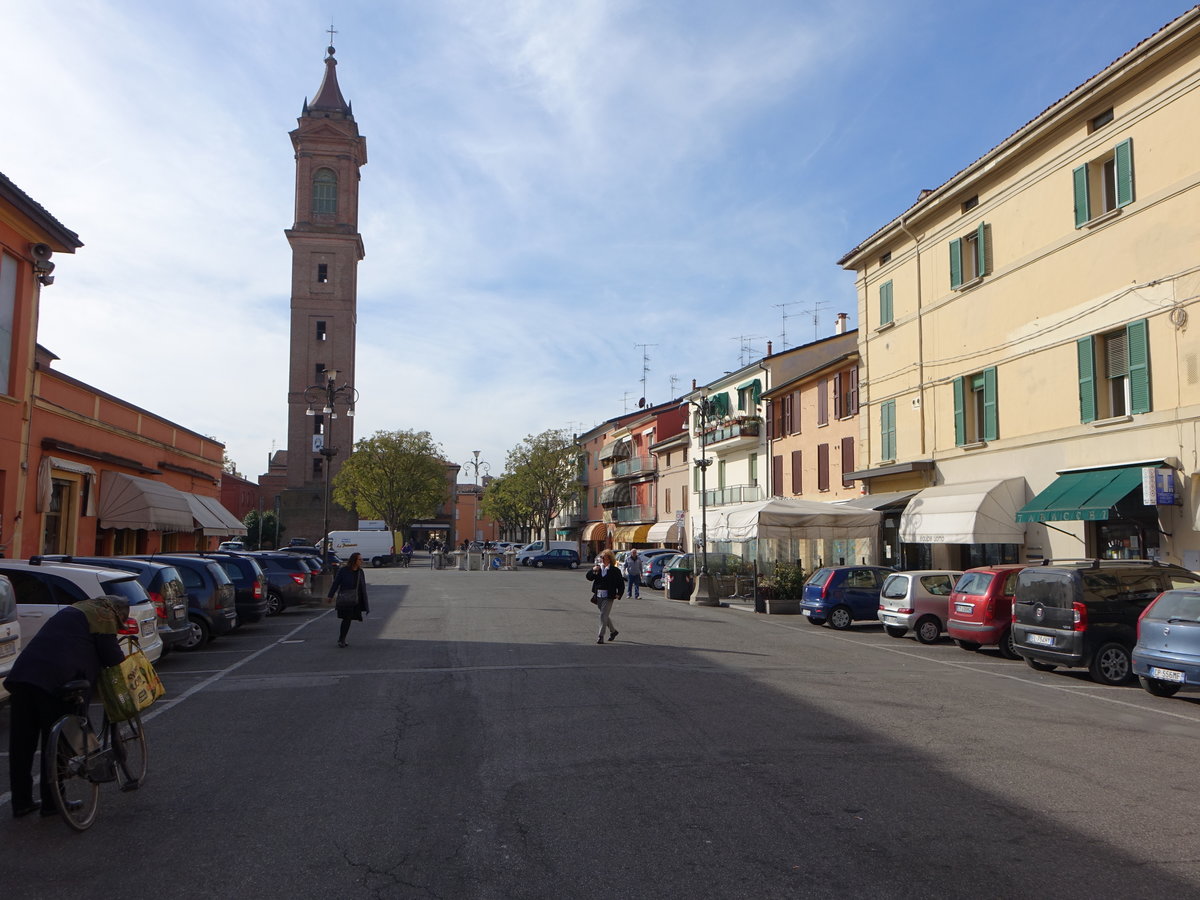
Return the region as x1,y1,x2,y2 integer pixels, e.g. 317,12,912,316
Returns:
529,549,580,569
1133,588,1200,698
800,566,892,630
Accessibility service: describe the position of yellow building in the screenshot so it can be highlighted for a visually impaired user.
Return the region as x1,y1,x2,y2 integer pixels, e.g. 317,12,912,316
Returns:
839,8,1200,570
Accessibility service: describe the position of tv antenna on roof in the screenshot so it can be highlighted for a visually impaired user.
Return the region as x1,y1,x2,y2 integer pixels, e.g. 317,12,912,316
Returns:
800,301,831,342
731,334,767,367
634,343,657,409
772,301,803,350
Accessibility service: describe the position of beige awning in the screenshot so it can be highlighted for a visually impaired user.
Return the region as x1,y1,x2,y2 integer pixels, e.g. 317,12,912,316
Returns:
899,478,1026,544
191,494,248,535
646,521,685,543
182,493,248,536
98,473,194,533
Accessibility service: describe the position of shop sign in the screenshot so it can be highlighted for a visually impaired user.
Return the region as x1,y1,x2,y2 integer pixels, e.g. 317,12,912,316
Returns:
1142,467,1175,506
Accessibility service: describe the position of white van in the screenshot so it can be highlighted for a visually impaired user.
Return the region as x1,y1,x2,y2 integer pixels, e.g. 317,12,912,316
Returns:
0,574,21,702
516,541,578,566
322,531,396,567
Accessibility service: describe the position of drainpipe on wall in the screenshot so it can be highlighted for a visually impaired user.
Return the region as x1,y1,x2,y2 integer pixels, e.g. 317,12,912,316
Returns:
898,215,927,456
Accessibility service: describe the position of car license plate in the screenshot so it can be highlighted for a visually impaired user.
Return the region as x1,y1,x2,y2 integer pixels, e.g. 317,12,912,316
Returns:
1149,666,1185,683
801,609,811,617
140,620,155,636
1026,633,1054,646
954,602,973,615
0,641,15,658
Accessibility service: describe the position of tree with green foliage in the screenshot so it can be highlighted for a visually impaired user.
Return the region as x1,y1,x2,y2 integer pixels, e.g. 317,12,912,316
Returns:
243,509,283,549
503,429,583,545
480,475,536,539
332,429,448,547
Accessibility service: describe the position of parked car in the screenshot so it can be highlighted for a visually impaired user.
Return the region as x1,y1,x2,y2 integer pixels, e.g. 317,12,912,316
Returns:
1132,588,1200,698
173,552,269,625
642,550,683,590
0,574,21,701
516,541,577,566
218,541,247,551
41,555,192,654
243,552,314,615
877,570,963,643
800,566,893,630
947,564,1027,658
1012,560,1200,686
0,559,164,661
529,549,581,569
129,554,237,651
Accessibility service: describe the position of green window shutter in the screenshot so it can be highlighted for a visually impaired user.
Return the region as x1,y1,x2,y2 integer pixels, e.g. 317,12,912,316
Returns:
953,377,966,446
982,366,998,441
975,222,988,277
1073,164,1090,228
880,280,893,324
1127,318,1150,414
1114,139,1134,208
881,400,896,460
1077,337,1097,423
693,464,700,492
949,239,962,289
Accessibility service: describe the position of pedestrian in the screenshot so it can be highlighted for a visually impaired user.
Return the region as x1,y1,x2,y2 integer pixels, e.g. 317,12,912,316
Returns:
586,549,625,644
328,551,369,647
5,595,129,818
622,548,642,599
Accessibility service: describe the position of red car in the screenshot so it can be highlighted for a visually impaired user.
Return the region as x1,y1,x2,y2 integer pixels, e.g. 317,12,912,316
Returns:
946,564,1026,659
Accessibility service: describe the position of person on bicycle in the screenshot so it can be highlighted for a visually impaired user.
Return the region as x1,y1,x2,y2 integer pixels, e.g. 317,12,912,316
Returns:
4,595,129,819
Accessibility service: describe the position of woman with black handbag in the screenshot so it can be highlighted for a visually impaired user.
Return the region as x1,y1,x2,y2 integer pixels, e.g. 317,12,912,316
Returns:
327,552,369,647
586,549,625,644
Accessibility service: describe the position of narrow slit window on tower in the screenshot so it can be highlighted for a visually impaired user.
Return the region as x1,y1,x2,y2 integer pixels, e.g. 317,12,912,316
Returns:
316,320,327,341
313,168,337,215
313,414,325,435
317,263,328,283
315,363,326,382
313,458,323,477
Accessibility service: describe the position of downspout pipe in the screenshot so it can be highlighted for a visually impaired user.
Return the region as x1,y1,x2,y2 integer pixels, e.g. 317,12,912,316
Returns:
897,215,927,456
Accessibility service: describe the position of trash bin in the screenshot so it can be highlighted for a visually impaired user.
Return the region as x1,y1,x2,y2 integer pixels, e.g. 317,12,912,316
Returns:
432,552,444,570
666,568,693,600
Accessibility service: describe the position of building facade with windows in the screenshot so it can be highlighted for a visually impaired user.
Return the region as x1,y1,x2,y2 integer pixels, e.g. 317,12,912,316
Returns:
840,8,1200,570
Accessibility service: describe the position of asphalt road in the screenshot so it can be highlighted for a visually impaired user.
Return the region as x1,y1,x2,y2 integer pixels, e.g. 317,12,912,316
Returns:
2,560,1198,899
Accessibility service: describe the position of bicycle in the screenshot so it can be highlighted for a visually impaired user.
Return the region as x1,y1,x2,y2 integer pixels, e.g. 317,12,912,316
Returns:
46,677,148,831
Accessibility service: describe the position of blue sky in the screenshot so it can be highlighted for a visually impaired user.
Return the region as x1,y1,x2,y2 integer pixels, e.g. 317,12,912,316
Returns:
5,0,1194,480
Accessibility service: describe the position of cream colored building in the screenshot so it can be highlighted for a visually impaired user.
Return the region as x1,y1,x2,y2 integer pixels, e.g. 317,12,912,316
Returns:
839,9,1200,570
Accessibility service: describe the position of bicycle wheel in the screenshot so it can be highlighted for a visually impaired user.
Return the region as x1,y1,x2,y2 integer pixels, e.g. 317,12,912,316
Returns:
108,712,148,790
48,715,100,832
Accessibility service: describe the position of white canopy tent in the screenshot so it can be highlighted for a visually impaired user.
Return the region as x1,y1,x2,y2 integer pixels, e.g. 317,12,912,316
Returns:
698,497,881,543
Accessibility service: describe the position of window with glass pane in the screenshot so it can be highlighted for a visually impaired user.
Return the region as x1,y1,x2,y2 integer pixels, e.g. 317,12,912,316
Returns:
313,168,338,215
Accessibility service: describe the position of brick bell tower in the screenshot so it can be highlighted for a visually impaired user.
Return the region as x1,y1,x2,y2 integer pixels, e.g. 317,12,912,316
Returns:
277,42,367,541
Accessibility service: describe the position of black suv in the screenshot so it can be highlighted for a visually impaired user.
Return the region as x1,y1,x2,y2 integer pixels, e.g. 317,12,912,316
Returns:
171,552,269,625
41,556,193,654
129,555,238,650
1012,559,1200,685
241,552,313,616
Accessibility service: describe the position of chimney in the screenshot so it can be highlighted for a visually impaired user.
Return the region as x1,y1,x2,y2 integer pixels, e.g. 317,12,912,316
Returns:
835,313,849,334
691,378,697,390
766,340,773,357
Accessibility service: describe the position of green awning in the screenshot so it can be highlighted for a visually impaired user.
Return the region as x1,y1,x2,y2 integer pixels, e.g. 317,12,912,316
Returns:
736,378,762,403
1015,466,1144,523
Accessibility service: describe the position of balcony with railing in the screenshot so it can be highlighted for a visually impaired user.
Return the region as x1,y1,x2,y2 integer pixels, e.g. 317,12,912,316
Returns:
552,509,585,528
602,504,657,524
610,455,657,479
700,416,761,447
703,483,763,508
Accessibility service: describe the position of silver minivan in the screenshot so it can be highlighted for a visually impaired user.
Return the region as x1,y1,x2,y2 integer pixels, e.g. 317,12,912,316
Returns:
877,570,963,644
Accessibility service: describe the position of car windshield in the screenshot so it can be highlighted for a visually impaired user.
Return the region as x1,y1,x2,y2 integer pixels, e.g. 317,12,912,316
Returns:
99,577,150,605
1146,591,1200,621
805,568,834,587
881,575,909,600
954,572,994,596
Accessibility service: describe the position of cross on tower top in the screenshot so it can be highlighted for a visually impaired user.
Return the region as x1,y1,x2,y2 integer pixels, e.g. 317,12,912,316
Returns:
326,22,337,52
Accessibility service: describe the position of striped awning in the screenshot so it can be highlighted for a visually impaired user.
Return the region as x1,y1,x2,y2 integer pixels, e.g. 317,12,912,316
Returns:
581,522,608,541
647,521,685,543
628,524,652,543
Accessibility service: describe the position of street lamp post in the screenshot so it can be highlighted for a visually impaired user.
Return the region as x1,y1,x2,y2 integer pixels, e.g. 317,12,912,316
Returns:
462,450,490,546
687,395,719,607
304,368,358,565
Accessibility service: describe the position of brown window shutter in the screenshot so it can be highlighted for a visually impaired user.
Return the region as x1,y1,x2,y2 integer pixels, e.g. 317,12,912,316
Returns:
833,373,843,420
790,450,802,494
841,437,855,487
765,401,775,439
772,455,784,496
817,443,830,491
817,379,828,426
848,367,859,416
791,390,802,434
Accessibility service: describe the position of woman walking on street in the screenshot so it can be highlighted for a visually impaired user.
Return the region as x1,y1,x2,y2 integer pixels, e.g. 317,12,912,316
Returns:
328,552,369,647
587,549,625,644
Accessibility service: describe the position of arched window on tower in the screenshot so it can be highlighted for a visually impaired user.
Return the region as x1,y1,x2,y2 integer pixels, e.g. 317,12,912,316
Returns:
312,167,337,215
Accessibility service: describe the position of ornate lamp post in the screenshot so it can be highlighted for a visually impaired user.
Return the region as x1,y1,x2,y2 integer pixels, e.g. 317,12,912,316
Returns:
462,449,490,545
304,368,357,564
686,395,719,606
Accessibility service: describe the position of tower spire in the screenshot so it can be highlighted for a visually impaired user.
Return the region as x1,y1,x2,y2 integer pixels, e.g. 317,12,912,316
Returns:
307,42,351,117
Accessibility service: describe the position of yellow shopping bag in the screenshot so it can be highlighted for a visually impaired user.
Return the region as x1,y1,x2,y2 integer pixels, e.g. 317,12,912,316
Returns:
120,640,165,711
